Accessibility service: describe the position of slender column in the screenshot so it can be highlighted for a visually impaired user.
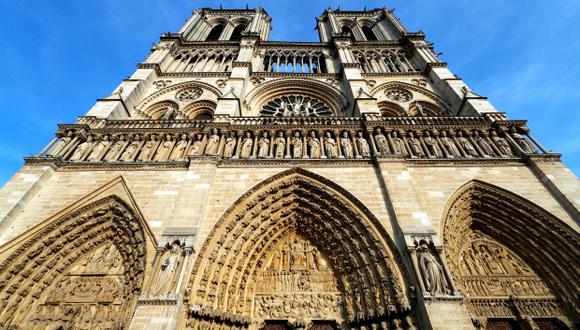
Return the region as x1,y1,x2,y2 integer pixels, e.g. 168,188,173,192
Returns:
37,137,59,156
268,133,274,158
438,249,459,294
468,134,486,157
410,250,427,293
251,134,258,158
525,132,547,153
336,131,343,158
285,133,291,158
61,137,80,160
368,130,379,156
319,134,326,158
218,133,226,157
352,133,360,158
303,134,308,158
485,134,502,156
233,134,243,159
505,131,526,155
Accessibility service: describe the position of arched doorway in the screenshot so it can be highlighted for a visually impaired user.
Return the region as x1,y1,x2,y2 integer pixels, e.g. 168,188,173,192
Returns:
441,180,579,329
0,196,148,328
184,169,416,329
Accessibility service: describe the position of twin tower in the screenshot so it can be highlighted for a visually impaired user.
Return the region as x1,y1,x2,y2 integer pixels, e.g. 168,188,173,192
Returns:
0,6,578,330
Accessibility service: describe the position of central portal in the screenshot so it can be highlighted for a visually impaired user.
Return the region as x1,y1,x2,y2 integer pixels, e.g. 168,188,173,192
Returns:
254,233,344,325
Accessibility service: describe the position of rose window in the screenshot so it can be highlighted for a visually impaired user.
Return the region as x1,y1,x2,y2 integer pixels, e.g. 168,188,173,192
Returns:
385,88,413,102
175,87,203,102
260,95,333,117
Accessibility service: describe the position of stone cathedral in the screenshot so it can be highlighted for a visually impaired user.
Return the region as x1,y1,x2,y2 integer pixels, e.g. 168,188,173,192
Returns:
0,6,578,330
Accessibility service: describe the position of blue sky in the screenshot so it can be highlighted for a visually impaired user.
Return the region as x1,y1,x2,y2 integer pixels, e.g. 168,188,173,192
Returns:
0,0,579,186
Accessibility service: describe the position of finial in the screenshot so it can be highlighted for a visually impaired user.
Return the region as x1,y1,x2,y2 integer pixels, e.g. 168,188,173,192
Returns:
219,4,223,10
364,6,367,11
246,4,249,9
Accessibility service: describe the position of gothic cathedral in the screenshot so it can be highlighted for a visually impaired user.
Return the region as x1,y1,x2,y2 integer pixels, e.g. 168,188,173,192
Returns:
0,6,578,330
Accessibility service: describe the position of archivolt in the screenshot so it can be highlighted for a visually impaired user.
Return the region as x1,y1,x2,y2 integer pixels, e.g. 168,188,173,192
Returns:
185,168,413,328
370,81,450,113
441,180,580,319
244,78,349,116
0,195,147,327
135,80,222,114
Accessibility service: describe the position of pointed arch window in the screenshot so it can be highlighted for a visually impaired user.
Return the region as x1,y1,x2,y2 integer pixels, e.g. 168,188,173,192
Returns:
229,24,246,41
341,25,355,41
206,24,225,41
362,25,377,41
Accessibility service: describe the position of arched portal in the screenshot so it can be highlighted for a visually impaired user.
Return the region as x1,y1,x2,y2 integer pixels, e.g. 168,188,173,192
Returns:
0,195,147,328
185,168,415,330
441,180,579,328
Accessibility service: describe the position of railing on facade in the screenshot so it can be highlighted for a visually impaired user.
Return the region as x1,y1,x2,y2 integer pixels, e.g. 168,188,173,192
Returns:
351,47,419,74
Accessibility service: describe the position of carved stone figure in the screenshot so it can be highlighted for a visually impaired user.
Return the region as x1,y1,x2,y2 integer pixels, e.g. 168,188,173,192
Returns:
152,242,183,296
204,129,220,156
473,131,494,157
457,131,478,157
189,134,204,156
390,131,408,156
292,132,303,158
308,132,321,158
340,132,354,158
87,135,111,161
257,132,270,158
323,132,338,158
423,131,442,158
240,132,253,158
170,134,188,160
119,138,141,162
69,135,93,161
374,128,390,154
417,243,448,295
510,127,536,153
407,132,424,157
355,131,371,157
490,131,512,156
154,135,174,160
223,132,237,158
137,135,157,161
440,131,461,158
103,136,126,161
274,132,286,158
48,132,73,157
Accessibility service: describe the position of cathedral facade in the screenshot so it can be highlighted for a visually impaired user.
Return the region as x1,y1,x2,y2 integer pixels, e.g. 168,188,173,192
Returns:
0,6,578,330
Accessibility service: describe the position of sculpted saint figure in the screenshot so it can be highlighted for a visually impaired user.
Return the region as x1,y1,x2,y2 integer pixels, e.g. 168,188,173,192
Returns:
440,131,461,158
152,242,183,296
510,127,536,153
308,131,321,158
257,131,270,158
137,136,157,161
418,243,448,295
423,131,442,158
407,132,424,157
47,132,73,157
240,132,253,158
323,132,338,158
69,135,93,161
340,132,353,159
457,131,479,157
104,136,126,161
204,129,220,156
170,134,188,160
355,131,371,157
292,132,303,158
390,131,408,156
490,131,512,156
275,132,286,158
87,135,111,161
119,137,141,162
154,135,174,161
374,128,390,154
223,132,237,158
189,134,204,156
473,131,494,157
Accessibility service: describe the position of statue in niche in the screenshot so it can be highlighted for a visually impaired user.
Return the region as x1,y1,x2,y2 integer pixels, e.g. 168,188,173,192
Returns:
374,128,390,154
137,135,157,161
417,242,448,295
274,132,286,158
189,134,204,156
48,132,73,157
440,131,461,158
407,132,424,157
240,132,253,158
103,135,126,161
223,132,237,158
69,135,93,161
423,131,442,158
151,241,184,296
457,131,479,157
257,131,270,158
355,131,371,157
170,134,188,160
340,131,354,158
292,132,303,158
87,135,111,161
154,134,174,160
473,131,494,157
390,131,408,156
308,131,321,158
509,127,536,153
323,132,338,158
161,106,176,120
490,131,512,156
204,129,220,155
119,137,141,161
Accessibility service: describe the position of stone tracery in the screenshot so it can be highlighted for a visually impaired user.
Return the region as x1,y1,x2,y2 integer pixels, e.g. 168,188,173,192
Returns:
260,95,333,117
